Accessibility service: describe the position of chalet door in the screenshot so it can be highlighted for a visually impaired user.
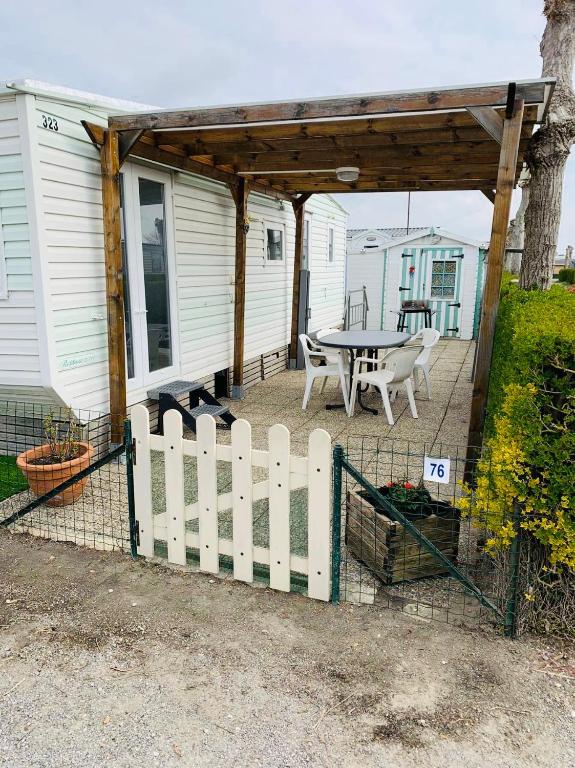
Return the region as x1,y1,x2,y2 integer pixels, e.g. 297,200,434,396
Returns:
398,247,463,337
120,165,178,392
421,247,464,337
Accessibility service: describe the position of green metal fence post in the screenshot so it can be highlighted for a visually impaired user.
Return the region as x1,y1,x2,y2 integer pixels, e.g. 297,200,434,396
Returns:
331,444,343,604
504,499,522,638
124,418,138,559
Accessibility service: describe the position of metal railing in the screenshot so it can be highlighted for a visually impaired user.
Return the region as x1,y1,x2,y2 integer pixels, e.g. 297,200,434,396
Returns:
344,286,369,330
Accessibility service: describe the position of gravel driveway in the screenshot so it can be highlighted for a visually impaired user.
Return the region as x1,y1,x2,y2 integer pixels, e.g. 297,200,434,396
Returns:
0,532,574,768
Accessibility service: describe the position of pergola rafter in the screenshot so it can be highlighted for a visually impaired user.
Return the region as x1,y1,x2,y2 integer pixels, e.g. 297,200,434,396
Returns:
84,78,554,454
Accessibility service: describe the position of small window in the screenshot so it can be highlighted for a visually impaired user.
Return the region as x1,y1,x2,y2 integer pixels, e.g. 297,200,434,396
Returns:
266,228,283,261
431,259,457,298
327,226,335,263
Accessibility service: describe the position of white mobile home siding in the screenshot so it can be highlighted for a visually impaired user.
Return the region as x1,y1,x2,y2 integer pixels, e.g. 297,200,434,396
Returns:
23,92,346,412
34,96,110,410
0,94,42,395
306,196,347,333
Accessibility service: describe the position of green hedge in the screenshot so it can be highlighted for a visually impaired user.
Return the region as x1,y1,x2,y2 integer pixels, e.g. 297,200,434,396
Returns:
480,284,575,568
557,267,575,284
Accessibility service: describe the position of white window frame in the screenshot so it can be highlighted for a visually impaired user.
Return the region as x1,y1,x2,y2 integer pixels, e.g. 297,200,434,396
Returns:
430,258,458,300
264,222,285,263
121,162,180,394
327,224,335,265
0,208,7,300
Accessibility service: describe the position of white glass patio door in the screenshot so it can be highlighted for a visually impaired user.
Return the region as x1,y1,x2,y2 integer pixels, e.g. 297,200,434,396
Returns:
120,165,178,391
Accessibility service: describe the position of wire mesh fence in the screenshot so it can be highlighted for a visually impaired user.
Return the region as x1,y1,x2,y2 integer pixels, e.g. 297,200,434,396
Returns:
334,436,515,631
0,402,131,552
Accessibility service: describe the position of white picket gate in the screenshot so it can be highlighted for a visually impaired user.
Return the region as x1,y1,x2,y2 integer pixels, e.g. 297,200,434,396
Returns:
131,404,332,601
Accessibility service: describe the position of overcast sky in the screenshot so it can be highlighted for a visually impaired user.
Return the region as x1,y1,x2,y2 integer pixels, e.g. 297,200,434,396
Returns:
2,0,573,250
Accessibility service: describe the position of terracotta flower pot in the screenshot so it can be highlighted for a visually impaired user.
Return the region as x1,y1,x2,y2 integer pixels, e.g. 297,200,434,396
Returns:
16,442,94,507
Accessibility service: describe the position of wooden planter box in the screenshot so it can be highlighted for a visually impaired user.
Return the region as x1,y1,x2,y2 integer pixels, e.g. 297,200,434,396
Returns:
345,488,460,585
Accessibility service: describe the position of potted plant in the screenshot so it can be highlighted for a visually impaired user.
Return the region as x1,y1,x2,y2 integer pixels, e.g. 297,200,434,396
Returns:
380,480,433,519
346,478,461,584
16,409,94,507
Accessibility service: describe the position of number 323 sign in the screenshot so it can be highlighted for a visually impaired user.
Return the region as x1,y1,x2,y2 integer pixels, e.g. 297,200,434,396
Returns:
423,456,451,484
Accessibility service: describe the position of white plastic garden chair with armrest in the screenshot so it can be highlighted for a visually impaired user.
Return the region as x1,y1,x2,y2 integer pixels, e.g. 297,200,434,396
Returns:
316,327,350,394
347,345,423,425
410,327,440,399
299,333,350,411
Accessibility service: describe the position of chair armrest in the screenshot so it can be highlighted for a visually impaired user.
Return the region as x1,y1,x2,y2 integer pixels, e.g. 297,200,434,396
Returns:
353,355,385,373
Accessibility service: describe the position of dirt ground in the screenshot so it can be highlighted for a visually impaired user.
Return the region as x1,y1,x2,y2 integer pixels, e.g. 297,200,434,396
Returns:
1,532,574,768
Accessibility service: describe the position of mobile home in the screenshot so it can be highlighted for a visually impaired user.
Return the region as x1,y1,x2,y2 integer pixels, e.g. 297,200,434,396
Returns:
0,80,347,414
346,227,486,339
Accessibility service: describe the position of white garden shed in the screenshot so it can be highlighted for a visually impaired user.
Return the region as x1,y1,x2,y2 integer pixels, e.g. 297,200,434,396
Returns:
346,227,486,340
0,80,347,414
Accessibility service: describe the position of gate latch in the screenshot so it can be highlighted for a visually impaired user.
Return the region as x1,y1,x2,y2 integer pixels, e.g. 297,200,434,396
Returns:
131,437,137,466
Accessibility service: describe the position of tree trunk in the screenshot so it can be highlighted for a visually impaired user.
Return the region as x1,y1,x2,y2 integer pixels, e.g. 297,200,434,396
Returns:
520,0,575,290
505,171,530,273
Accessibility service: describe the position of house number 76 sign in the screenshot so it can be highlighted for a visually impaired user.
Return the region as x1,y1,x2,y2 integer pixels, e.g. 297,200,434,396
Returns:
423,456,451,484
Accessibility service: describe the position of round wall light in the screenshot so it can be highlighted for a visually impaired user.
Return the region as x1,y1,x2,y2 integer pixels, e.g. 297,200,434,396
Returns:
335,166,360,182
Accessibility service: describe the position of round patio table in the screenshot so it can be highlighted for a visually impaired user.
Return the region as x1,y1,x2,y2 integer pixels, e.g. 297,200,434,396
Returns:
320,330,411,414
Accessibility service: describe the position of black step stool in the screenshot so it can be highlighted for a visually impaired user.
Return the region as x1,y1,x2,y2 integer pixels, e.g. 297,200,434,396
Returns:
148,380,236,435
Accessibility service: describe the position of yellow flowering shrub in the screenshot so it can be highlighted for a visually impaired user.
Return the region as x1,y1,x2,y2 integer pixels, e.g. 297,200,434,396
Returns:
460,284,575,570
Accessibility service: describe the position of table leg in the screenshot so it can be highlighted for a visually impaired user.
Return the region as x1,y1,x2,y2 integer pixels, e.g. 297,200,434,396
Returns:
356,348,378,415
325,348,353,411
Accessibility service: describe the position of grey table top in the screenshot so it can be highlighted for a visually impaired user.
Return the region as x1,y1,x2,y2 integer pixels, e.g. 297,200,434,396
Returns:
319,330,411,350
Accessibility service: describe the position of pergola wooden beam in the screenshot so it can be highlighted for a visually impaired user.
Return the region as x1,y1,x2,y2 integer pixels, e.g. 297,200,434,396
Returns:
108,79,553,131
154,126,511,156
466,97,525,474
210,143,526,171
149,105,539,146
481,189,496,204
280,180,502,194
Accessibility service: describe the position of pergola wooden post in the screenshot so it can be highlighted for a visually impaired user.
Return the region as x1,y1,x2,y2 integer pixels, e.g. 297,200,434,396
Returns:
229,178,250,399
100,128,126,443
466,96,525,471
289,193,312,368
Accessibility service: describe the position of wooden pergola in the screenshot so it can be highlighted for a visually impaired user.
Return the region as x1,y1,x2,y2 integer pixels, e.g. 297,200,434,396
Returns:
83,78,553,454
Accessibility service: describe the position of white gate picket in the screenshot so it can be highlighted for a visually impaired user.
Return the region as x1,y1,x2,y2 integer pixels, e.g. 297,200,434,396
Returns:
307,429,332,601
164,410,186,566
268,424,291,592
231,419,254,583
196,414,219,574
131,404,154,558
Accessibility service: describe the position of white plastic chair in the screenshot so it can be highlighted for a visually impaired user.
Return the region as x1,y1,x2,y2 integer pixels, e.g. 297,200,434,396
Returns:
410,328,440,399
316,327,349,394
299,334,350,411
348,345,423,424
